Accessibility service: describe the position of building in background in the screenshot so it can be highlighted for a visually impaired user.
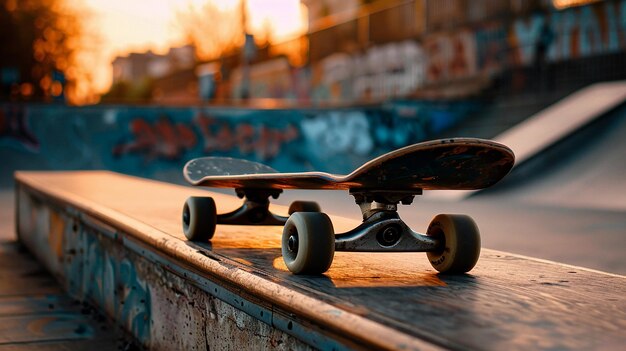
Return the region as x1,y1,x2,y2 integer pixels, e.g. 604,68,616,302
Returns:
106,45,196,103
111,45,195,85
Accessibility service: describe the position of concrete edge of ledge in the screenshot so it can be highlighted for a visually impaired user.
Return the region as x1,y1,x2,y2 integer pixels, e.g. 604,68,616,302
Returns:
14,171,444,351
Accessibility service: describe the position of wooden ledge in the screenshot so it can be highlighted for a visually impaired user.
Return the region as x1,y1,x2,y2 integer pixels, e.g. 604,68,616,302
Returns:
15,171,626,350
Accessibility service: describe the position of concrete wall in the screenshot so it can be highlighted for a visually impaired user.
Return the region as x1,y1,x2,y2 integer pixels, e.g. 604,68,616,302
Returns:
0,101,480,186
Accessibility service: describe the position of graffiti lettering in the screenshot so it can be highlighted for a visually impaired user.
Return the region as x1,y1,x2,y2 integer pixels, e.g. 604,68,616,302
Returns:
474,23,507,75
313,41,425,102
114,114,299,162
425,30,477,82
113,116,196,161
512,0,626,64
194,114,299,160
301,111,373,156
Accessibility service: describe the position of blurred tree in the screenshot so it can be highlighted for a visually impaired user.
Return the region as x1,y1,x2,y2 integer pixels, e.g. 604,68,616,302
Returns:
0,0,92,103
101,81,130,102
176,1,245,60
102,77,154,104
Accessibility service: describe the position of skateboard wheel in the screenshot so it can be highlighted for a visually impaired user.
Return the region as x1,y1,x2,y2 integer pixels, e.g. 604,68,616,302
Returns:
282,212,335,274
426,214,480,274
288,201,321,215
183,196,217,241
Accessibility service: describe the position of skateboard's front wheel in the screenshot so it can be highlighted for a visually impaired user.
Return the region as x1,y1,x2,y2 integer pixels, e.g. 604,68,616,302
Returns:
426,214,480,274
183,196,217,241
288,201,321,215
282,212,335,274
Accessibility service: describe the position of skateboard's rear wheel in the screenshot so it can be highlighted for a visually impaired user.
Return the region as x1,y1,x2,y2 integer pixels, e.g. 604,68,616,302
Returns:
183,196,217,241
282,212,335,274
426,214,480,274
288,201,321,215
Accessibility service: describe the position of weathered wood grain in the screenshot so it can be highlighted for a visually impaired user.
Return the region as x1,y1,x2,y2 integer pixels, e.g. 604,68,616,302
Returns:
0,240,135,349
15,171,626,350
0,244,61,297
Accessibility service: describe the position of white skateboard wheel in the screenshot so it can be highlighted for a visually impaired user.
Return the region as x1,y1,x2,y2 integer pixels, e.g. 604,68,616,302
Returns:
426,214,481,274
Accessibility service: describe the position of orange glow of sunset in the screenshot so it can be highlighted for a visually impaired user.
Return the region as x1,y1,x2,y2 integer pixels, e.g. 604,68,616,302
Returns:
77,0,307,95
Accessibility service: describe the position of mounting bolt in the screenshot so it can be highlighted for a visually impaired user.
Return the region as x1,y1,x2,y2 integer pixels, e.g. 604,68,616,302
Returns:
288,235,298,253
377,225,401,247
182,206,190,226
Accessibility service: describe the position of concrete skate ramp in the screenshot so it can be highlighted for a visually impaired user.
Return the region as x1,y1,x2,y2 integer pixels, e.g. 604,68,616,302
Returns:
496,81,626,166
433,81,626,205
487,100,626,211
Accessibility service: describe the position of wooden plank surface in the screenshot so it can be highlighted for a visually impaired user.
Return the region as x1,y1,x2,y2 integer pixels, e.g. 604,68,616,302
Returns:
15,171,626,350
0,240,135,350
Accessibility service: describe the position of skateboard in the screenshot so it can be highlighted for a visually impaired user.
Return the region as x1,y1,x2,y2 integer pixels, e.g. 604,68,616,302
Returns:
182,138,515,275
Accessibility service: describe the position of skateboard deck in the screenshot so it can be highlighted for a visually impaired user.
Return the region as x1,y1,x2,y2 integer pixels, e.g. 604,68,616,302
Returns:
184,138,515,191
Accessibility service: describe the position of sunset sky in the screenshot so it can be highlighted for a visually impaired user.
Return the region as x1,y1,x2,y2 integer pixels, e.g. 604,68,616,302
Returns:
77,0,307,93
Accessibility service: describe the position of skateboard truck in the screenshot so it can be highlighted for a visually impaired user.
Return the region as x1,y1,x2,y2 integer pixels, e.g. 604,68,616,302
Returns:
183,188,322,239
216,188,288,226
350,189,420,220
184,187,480,275
334,189,441,252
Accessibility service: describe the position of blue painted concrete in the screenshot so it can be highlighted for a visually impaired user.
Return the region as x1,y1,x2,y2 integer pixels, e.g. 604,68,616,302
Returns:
1,101,481,185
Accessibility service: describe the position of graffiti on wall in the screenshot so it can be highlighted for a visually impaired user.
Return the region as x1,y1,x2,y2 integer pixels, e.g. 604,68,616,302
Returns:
112,115,196,161
312,41,426,103
18,199,151,346
424,30,478,83
79,229,151,344
113,112,300,162
299,101,480,164
2,103,480,183
194,113,299,160
310,29,509,102
474,23,508,76
511,0,626,65
238,0,626,103
301,111,373,156
109,104,480,173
